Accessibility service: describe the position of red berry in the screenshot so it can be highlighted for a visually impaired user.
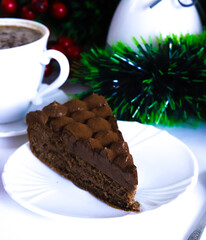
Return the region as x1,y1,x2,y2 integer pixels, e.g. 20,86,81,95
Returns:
44,63,52,77
66,45,82,61
58,36,74,49
50,43,66,55
31,0,48,13
51,2,68,19
21,6,36,20
1,0,17,14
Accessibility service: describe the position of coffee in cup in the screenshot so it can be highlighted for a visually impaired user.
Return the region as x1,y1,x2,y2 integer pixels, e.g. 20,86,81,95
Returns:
0,25,42,49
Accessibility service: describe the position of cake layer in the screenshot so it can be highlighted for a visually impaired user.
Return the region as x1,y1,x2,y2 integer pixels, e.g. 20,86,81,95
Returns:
26,93,140,212
27,120,139,211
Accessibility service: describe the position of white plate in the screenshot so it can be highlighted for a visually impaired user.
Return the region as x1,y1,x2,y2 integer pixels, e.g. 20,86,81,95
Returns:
1,121,198,219
0,84,70,137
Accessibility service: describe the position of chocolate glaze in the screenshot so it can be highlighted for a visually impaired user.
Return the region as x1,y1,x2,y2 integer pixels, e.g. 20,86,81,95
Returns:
27,93,138,191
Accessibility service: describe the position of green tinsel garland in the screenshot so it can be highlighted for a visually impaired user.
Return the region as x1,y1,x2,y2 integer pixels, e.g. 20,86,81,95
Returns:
71,31,206,125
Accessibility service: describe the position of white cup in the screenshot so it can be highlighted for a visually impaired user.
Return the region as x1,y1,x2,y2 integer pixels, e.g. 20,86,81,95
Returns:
0,18,70,124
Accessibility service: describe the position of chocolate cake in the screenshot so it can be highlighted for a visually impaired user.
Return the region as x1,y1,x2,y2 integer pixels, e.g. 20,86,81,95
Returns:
26,93,140,212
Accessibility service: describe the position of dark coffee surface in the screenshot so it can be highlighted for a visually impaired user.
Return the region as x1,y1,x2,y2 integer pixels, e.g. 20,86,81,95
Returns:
0,25,42,49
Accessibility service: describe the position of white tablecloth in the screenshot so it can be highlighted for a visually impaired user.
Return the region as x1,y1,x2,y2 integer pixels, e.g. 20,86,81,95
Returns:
0,94,206,240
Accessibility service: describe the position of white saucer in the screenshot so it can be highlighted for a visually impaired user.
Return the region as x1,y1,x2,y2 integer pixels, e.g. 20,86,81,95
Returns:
0,84,70,137
2,121,198,219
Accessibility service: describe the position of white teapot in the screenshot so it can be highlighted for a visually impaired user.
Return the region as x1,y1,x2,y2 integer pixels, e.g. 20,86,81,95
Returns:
107,0,203,50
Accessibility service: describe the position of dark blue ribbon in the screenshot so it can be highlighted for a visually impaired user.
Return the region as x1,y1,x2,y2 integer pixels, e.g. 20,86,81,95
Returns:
150,0,198,8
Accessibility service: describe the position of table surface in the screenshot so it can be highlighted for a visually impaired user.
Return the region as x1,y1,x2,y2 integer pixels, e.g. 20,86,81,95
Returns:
0,82,206,240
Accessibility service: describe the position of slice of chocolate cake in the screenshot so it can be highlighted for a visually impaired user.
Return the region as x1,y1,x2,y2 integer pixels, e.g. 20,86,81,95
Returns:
26,93,140,212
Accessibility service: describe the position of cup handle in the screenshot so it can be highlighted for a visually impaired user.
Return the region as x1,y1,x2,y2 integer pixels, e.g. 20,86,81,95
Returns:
32,49,70,105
